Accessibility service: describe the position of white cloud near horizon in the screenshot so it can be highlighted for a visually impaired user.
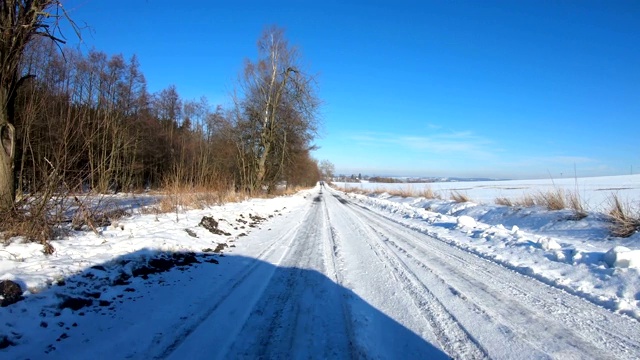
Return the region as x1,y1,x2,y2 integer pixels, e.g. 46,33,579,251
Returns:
543,156,596,164
349,131,497,159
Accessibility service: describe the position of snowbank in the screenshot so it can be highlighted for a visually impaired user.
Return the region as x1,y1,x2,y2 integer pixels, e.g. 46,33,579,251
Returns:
334,180,640,320
604,246,640,269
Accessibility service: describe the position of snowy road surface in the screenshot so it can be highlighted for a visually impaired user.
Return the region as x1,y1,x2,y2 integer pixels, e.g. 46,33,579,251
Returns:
4,185,640,359
162,187,640,359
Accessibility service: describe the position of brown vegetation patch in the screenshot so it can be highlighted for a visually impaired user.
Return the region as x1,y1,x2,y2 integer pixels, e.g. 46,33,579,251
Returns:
1,208,56,253
495,197,513,206
495,189,587,219
419,187,442,200
608,194,640,238
534,189,566,211
515,195,536,208
450,191,471,203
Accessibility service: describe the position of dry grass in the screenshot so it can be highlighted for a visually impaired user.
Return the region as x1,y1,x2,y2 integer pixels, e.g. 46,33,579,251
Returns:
450,191,471,203
567,191,587,219
1,177,309,253
386,187,415,197
337,184,445,201
339,185,442,200
534,189,566,211
334,185,367,195
275,185,313,196
0,191,70,253
342,185,370,195
1,208,55,253
145,185,246,215
607,194,640,238
495,197,513,206
516,195,536,207
494,189,586,219
418,186,442,199
533,189,586,218
143,183,312,216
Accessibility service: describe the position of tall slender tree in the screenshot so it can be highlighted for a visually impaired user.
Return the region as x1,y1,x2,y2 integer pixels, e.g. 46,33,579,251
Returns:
0,0,72,210
236,26,319,193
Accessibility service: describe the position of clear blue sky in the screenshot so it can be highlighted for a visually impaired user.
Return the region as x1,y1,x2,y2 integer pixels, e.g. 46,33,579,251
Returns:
59,0,639,179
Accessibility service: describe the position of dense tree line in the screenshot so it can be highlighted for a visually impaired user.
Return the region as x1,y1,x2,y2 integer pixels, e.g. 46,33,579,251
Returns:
7,27,320,205
0,1,321,251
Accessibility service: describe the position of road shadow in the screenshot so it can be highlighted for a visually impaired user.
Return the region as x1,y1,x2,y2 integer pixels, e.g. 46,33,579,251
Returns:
1,250,449,359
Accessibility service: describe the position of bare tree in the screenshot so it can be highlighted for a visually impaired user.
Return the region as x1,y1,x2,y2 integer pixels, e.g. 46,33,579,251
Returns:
236,26,320,193
0,0,72,210
319,160,335,181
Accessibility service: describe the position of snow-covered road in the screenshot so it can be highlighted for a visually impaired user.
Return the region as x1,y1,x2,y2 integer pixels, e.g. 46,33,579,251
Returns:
164,186,640,359
3,185,640,359
160,187,448,359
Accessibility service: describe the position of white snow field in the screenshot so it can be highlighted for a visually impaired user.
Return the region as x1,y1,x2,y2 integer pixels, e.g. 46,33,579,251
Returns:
1,176,640,359
338,174,640,212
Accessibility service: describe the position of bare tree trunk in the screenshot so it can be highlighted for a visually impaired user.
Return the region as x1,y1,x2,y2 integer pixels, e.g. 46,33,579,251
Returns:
0,0,76,211
0,89,15,210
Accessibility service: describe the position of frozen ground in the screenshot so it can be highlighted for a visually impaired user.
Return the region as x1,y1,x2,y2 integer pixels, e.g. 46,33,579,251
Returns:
1,176,640,359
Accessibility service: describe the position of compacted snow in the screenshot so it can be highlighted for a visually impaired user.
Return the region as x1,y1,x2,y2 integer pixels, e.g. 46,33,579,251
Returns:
1,175,640,359
336,175,640,319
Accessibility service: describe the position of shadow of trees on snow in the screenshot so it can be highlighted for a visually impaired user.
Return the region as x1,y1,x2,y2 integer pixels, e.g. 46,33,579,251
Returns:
1,250,448,359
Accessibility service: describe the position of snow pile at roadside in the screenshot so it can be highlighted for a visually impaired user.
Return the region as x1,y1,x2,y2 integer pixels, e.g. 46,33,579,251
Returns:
604,246,640,269
1,194,307,295
336,187,640,320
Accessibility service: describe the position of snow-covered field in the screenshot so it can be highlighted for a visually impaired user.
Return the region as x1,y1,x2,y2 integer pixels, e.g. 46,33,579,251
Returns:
1,174,640,358
339,174,640,211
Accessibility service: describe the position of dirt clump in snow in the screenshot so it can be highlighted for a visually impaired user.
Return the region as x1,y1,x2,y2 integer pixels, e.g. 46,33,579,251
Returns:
249,213,266,224
133,253,201,279
59,297,93,311
0,280,23,307
233,213,268,230
175,252,199,266
0,335,15,349
213,243,228,253
112,273,131,286
199,216,231,236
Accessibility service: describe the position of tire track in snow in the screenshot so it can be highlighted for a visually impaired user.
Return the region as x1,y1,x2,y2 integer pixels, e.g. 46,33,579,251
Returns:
325,192,488,359
154,200,314,359
218,190,352,359
384,230,640,358
338,189,640,359
321,194,362,359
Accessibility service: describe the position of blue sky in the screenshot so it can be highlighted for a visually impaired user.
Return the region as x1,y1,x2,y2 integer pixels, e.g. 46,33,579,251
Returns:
59,0,639,179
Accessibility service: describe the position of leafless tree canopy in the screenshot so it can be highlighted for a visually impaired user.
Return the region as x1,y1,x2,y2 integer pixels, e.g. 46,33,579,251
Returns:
0,23,321,214
234,26,320,193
